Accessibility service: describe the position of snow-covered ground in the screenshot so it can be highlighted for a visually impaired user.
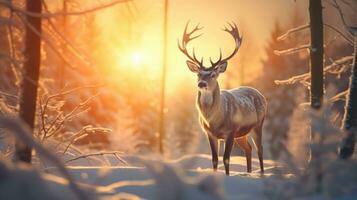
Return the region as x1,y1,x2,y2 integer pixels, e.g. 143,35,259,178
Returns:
41,154,288,200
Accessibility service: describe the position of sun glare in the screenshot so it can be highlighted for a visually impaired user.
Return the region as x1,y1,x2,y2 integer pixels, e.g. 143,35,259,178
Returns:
115,49,147,70
130,51,144,67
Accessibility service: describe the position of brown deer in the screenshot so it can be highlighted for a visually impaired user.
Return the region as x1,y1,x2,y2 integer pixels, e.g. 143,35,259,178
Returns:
178,22,267,175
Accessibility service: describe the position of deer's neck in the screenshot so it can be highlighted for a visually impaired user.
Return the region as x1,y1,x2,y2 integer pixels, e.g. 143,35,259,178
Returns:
197,82,222,122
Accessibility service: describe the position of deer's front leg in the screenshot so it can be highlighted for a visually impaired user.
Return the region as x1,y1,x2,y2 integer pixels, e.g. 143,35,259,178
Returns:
223,133,234,176
207,134,218,171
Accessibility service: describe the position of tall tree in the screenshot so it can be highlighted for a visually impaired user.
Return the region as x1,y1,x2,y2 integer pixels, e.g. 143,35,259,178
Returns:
15,0,42,163
308,0,324,192
340,36,357,159
159,0,169,154
308,0,324,163
253,19,308,159
309,0,324,111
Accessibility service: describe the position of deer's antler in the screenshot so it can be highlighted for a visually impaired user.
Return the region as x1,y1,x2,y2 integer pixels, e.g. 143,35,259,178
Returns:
178,21,204,68
208,22,243,70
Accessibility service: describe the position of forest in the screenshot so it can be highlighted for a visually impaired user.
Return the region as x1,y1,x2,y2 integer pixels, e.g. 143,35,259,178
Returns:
0,0,356,199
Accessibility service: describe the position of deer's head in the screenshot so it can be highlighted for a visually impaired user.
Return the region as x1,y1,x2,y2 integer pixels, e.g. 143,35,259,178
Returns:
178,22,242,91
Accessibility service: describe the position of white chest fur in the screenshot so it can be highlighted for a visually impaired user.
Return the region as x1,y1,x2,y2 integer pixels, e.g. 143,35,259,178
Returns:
199,90,213,107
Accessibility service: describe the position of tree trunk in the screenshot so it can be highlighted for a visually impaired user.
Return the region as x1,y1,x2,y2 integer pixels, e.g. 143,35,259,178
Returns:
309,0,324,110
15,0,42,163
308,0,324,192
159,0,169,154
309,0,324,155
340,37,357,159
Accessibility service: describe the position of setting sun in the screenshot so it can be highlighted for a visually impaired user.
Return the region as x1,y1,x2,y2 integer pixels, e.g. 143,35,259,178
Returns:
130,51,144,67
1,0,356,199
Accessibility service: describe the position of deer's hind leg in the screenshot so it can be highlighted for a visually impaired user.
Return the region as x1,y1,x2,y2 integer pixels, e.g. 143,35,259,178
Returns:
252,120,264,173
235,136,252,173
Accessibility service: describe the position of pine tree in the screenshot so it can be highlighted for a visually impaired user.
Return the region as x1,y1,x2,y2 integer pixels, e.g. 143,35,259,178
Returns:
252,20,308,159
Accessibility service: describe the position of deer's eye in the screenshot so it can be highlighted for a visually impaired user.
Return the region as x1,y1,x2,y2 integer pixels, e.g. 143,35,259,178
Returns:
210,73,216,78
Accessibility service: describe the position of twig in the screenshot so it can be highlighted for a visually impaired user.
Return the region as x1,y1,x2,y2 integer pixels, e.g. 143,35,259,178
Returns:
323,23,354,46
45,93,100,139
0,116,88,200
46,85,103,100
39,85,102,141
330,0,356,37
41,1,92,67
64,151,127,165
328,90,348,103
16,13,77,69
277,24,310,41
274,44,310,56
0,91,19,100
61,125,111,154
275,56,353,85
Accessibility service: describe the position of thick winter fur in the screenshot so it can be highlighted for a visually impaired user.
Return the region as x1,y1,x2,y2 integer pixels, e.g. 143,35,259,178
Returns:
197,82,267,175
180,22,266,175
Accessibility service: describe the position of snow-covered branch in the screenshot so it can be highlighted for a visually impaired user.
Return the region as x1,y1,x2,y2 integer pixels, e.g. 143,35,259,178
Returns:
39,85,103,140
328,90,348,103
0,116,88,200
61,126,112,154
274,44,310,56
64,151,127,165
275,56,354,85
277,24,309,41
276,22,354,45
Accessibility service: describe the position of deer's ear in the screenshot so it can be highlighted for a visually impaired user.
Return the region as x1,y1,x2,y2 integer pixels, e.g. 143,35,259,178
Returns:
215,61,227,73
186,60,200,73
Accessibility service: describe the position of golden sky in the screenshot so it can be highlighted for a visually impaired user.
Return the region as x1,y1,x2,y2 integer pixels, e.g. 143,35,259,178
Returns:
51,0,309,93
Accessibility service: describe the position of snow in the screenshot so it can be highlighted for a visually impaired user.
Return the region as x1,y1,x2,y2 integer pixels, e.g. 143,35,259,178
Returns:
40,154,286,200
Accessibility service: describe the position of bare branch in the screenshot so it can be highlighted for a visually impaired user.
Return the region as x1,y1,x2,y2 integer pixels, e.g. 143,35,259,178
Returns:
39,85,103,140
0,91,19,100
275,56,354,85
0,116,88,200
328,90,348,103
41,1,92,66
46,85,103,100
274,44,310,56
16,13,77,69
323,23,354,46
330,0,356,37
277,24,310,41
61,125,111,154
64,151,127,165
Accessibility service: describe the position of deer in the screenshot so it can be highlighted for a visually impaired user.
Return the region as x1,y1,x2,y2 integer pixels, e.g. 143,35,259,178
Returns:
178,22,267,175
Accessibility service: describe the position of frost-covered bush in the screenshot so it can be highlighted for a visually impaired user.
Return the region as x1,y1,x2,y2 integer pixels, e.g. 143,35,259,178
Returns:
265,105,357,199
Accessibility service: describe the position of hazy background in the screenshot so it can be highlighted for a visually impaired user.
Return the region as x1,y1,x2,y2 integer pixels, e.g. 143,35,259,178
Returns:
2,0,350,157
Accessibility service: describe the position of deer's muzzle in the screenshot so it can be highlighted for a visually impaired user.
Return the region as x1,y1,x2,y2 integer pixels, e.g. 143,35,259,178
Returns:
198,81,208,89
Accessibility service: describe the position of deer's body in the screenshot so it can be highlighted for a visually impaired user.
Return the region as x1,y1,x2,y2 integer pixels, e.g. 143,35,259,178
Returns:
178,22,267,175
197,83,266,174
197,86,266,140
